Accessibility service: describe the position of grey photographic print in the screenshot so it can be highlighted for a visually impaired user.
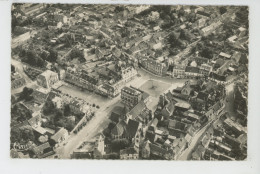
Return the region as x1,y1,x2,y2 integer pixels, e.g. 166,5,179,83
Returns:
10,3,248,160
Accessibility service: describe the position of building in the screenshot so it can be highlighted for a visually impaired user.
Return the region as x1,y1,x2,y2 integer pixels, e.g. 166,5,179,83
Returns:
11,72,26,90
93,134,105,159
32,142,54,159
120,147,139,160
199,63,213,76
121,66,137,83
173,65,185,78
141,58,168,76
121,86,142,108
11,32,31,49
200,21,222,36
121,86,150,109
37,70,59,89
65,67,99,92
20,3,46,16
50,127,69,147
32,87,50,103
185,66,201,78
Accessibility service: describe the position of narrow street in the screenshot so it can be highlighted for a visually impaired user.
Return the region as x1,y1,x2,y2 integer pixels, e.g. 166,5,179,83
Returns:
178,120,213,160
178,82,236,160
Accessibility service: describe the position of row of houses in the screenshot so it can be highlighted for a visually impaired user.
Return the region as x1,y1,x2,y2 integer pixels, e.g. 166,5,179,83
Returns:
65,65,137,98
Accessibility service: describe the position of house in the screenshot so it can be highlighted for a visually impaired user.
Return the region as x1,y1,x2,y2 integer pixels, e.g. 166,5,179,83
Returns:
141,58,168,76
121,86,142,109
120,147,139,160
200,63,213,76
219,52,231,59
32,87,50,103
200,21,222,36
208,72,226,84
28,112,41,127
50,127,69,147
149,143,174,160
223,118,246,136
11,31,32,49
32,142,54,158
11,72,26,90
173,65,185,78
185,66,200,78
37,70,59,89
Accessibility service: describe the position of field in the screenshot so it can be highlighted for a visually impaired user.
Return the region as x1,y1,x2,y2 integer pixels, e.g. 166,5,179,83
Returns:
139,79,172,97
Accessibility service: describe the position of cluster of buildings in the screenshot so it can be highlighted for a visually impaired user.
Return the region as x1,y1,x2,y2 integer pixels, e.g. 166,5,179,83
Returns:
191,115,247,160
65,64,137,98
11,4,248,160
11,70,26,90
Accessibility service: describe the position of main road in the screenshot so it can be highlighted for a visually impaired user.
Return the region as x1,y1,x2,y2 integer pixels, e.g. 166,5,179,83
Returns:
55,68,188,158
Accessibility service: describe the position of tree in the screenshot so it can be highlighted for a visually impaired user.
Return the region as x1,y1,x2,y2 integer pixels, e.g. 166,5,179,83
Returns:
200,47,214,59
63,104,71,116
48,48,58,62
11,65,15,73
19,87,33,101
111,139,130,152
42,100,56,115
219,7,227,15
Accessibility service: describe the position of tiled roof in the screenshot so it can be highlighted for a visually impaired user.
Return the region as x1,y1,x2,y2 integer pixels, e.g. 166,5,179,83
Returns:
129,100,147,119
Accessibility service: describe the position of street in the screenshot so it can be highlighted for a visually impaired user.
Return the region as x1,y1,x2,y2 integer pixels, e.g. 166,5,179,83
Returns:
55,68,188,158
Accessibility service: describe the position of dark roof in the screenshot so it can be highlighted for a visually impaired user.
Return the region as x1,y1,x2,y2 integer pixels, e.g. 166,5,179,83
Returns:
146,130,156,142
125,119,140,138
209,72,226,81
185,66,200,73
197,91,209,101
111,120,127,136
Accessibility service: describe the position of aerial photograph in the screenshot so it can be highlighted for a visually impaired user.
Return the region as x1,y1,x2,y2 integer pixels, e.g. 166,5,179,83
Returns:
10,4,248,160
